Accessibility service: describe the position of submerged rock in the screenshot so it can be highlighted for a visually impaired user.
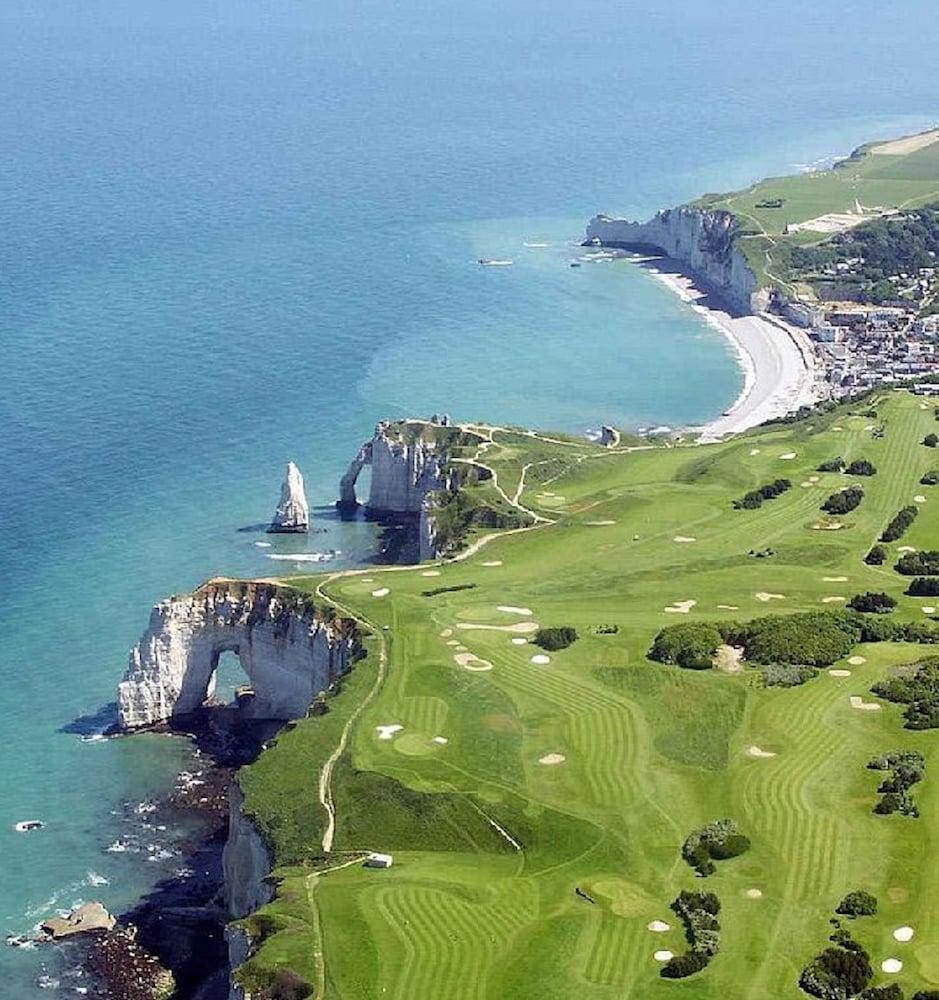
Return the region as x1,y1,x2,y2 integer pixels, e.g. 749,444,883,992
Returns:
268,461,309,533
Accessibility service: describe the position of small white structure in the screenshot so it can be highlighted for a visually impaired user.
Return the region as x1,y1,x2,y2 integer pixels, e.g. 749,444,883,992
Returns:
364,852,394,869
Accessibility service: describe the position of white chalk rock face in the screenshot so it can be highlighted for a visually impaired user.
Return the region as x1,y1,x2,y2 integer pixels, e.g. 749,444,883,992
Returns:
585,207,768,314
339,421,448,513
268,460,309,533
117,579,359,729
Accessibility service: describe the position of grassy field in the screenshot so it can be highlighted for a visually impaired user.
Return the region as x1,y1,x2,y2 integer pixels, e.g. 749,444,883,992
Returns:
693,128,939,294
238,390,939,999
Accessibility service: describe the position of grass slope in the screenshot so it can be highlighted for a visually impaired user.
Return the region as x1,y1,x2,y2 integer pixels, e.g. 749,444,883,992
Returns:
242,391,939,999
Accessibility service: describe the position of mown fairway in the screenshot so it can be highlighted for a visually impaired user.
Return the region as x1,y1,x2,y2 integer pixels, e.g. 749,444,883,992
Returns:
242,391,939,999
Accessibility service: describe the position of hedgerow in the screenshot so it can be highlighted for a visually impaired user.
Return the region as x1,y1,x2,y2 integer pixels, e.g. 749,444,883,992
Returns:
881,506,919,542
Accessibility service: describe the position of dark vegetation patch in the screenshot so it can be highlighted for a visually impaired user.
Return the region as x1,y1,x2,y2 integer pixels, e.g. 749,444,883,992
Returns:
421,583,477,597
925,433,938,448
845,459,877,476
896,550,939,576
761,663,817,687
871,657,939,729
818,457,846,472
848,592,897,614
650,623,724,669
867,750,925,817
533,627,578,651
660,890,721,980
733,478,792,509
921,469,939,486
881,506,919,542
865,544,887,566
799,894,879,998
908,578,939,596
822,486,864,515
594,624,619,634
681,819,750,876
429,484,533,556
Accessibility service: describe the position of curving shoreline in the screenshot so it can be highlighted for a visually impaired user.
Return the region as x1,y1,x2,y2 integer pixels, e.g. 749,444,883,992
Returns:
635,255,826,441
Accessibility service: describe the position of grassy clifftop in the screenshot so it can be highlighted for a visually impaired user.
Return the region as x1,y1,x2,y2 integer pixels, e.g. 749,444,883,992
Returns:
236,391,939,999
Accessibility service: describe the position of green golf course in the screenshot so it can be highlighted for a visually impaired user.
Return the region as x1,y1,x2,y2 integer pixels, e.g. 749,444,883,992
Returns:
235,390,939,1000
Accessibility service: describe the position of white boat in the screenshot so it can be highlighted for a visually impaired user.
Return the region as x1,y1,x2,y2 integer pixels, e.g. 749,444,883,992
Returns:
477,258,513,267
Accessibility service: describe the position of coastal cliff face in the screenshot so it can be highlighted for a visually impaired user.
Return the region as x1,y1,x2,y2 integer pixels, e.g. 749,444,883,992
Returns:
339,421,449,514
223,784,273,1000
586,207,768,315
117,580,359,729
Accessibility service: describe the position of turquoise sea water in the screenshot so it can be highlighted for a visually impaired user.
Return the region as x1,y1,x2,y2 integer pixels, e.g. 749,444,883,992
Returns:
0,0,936,992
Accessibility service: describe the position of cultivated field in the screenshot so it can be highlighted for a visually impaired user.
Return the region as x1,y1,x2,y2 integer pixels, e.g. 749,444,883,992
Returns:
238,391,939,999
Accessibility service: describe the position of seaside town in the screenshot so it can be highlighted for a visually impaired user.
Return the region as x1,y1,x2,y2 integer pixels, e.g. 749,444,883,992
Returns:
787,286,939,398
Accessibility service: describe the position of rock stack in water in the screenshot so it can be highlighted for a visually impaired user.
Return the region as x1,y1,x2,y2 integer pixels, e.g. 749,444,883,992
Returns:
268,461,309,533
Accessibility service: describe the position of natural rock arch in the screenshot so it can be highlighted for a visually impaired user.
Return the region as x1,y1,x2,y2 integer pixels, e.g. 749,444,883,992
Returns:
117,579,359,729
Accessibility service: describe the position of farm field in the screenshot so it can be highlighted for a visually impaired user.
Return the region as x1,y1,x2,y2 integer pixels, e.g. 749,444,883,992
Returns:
237,390,939,999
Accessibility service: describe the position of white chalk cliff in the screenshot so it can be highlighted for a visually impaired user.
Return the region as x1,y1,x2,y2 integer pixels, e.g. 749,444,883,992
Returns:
268,461,309,533
339,421,449,513
117,579,359,729
586,207,768,314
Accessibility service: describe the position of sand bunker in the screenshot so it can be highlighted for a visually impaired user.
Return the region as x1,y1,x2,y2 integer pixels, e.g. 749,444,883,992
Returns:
832,426,843,431
882,959,903,974
898,546,916,553
829,669,852,678
647,920,671,933
433,736,448,745
780,452,797,460
455,652,493,672
585,519,617,526
822,596,846,604
812,522,846,531
422,570,441,577
850,696,881,712
497,605,532,616
376,724,403,740
749,449,761,456
715,645,744,672
747,745,777,758
371,587,390,598
665,599,697,614
538,753,565,765
717,604,740,611
531,654,551,665
809,476,819,483
823,576,849,582
923,606,937,614
848,656,866,665
673,535,697,543
446,640,459,647
511,637,528,645
440,628,453,638
457,621,539,634
915,495,927,503
801,481,813,488
745,888,763,899
755,592,785,602
653,950,674,962
893,926,914,942
481,560,502,567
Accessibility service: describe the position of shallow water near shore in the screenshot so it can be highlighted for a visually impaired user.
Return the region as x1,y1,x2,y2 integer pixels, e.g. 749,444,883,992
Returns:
1,0,937,992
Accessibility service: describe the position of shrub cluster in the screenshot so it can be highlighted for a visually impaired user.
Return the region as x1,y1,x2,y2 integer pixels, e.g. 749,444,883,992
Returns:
734,613,859,667
845,459,877,476
681,819,750,876
822,486,864,515
865,544,887,566
925,433,938,448
421,583,477,597
896,550,939,576
871,657,939,729
836,890,878,917
733,478,792,510
532,626,578,651
799,944,872,999
881,506,919,542
848,592,897,614
921,470,939,486
817,457,845,472
650,623,724,670
761,663,817,687
660,890,721,980
868,750,925,818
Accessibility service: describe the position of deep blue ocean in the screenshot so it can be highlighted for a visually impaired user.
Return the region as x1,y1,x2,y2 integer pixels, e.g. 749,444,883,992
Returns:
0,0,936,992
